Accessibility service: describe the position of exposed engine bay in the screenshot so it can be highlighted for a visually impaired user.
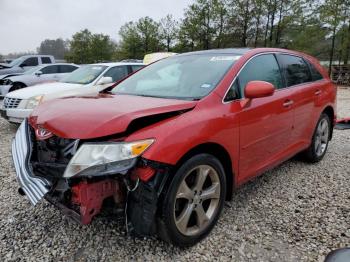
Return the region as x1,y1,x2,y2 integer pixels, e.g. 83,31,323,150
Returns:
15,121,172,237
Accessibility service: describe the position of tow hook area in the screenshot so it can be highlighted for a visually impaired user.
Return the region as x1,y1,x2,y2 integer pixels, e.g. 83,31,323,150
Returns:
71,179,123,224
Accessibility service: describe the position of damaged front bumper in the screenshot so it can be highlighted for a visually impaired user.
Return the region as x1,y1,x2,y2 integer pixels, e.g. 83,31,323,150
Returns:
12,120,51,205
11,120,172,237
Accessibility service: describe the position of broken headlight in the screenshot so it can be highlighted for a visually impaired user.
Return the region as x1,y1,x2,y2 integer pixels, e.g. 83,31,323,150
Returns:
63,139,154,178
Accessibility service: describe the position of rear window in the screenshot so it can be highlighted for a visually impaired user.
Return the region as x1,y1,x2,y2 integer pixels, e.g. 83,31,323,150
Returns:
41,57,52,64
278,54,311,87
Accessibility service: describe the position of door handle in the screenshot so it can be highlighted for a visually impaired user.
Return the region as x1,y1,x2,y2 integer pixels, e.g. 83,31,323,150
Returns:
315,89,322,96
283,99,294,107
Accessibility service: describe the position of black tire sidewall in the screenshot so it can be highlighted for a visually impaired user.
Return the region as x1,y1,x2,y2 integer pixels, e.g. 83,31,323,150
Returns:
161,153,227,247
10,83,24,92
310,113,331,161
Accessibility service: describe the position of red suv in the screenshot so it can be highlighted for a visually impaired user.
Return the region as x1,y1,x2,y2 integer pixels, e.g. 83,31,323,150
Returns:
12,48,336,247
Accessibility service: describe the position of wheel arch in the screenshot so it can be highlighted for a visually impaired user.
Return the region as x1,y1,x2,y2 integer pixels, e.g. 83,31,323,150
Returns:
322,105,335,140
9,82,27,92
173,142,235,201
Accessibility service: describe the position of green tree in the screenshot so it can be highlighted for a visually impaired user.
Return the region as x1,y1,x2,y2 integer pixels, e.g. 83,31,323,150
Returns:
320,0,346,74
136,17,162,53
118,22,143,59
178,0,229,50
160,14,179,51
89,34,116,63
118,17,162,59
65,29,115,64
37,38,69,59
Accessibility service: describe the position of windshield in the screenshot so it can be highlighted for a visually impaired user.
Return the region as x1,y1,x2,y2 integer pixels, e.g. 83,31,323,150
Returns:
8,57,24,67
60,65,107,84
112,54,240,100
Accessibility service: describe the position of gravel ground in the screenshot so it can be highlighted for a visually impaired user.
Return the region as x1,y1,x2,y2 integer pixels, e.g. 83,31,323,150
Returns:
0,88,349,262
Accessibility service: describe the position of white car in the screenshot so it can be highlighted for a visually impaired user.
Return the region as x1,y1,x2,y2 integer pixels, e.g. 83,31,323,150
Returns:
0,63,79,96
0,62,144,123
0,55,55,76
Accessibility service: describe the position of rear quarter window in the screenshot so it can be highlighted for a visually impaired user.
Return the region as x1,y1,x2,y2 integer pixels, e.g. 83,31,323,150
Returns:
307,61,324,81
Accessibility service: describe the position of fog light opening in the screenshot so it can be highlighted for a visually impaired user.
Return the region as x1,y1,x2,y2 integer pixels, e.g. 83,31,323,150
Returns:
18,188,25,196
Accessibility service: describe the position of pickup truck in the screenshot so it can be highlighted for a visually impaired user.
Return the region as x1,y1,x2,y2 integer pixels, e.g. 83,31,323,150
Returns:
0,55,55,76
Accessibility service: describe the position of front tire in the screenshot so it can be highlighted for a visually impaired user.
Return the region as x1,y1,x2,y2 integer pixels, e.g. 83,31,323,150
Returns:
301,113,331,163
158,154,226,247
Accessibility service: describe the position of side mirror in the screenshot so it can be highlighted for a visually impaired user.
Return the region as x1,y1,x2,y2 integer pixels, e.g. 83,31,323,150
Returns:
20,63,27,68
97,76,113,85
244,81,275,99
35,71,43,76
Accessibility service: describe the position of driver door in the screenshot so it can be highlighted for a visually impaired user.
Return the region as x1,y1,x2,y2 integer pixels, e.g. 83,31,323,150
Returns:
237,54,295,182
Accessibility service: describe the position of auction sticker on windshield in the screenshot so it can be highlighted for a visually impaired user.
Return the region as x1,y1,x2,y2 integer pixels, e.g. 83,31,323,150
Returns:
210,56,241,62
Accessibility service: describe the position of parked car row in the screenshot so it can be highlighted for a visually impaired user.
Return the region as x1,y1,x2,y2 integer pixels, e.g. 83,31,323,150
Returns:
6,48,336,247
1,62,144,123
0,63,79,96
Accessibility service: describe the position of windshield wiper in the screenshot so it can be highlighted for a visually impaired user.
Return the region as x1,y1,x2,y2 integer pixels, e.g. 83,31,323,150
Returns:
115,92,202,101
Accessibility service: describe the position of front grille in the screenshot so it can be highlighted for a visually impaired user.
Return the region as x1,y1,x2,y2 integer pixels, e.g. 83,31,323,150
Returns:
3,97,22,109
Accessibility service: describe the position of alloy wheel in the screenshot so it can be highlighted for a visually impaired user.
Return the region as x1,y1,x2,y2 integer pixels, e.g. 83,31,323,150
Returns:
315,118,329,157
173,165,221,236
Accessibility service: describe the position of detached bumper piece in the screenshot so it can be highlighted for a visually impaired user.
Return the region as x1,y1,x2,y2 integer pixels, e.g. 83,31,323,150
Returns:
12,120,52,205
335,118,350,130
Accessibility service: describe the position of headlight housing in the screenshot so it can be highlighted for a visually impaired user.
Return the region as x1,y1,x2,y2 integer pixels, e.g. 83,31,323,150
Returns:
26,95,43,109
63,139,155,178
0,79,12,85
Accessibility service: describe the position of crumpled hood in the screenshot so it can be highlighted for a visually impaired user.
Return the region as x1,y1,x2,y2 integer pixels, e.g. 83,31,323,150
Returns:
30,94,197,139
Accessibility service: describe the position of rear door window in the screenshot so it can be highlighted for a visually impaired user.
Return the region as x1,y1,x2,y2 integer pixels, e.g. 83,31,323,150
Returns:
59,65,78,73
130,65,144,73
41,65,60,74
103,66,128,82
41,57,52,64
238,54,283,97
278,54,312,86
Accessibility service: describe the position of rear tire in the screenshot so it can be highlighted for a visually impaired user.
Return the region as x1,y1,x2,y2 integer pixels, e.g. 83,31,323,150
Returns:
301,113,331,163
158,154,226,247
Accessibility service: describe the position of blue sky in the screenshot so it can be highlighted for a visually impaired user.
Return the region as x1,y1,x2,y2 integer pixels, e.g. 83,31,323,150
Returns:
0,0,192,54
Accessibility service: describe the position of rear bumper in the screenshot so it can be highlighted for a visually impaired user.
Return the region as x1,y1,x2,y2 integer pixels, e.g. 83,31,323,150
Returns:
11,120,52,205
